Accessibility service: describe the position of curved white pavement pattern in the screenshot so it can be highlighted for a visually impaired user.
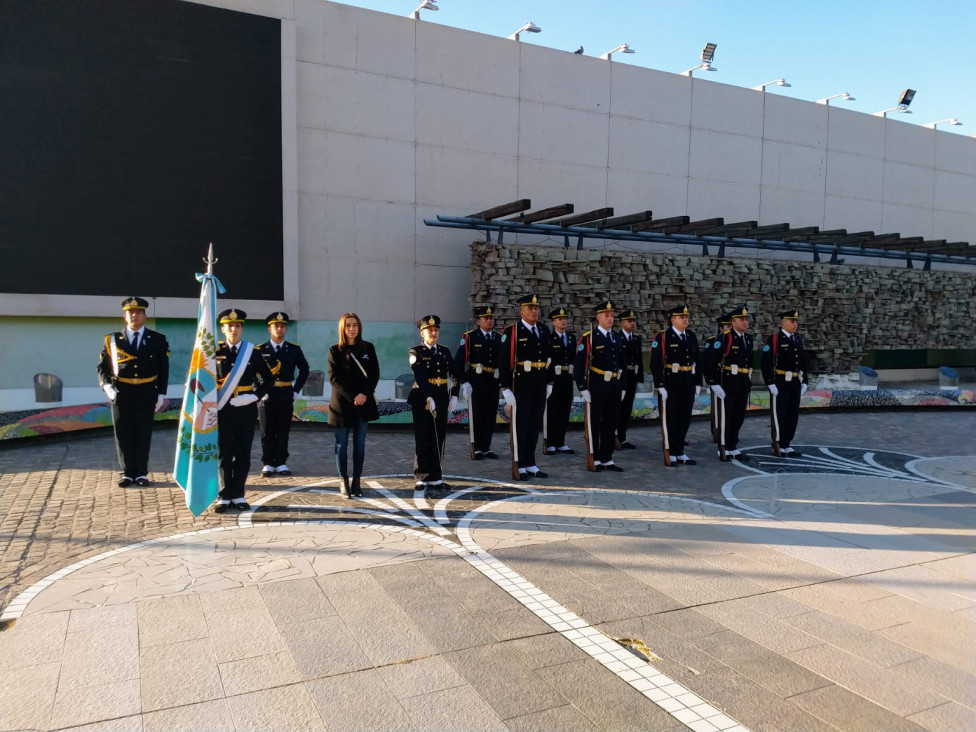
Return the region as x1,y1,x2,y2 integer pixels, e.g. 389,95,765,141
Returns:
2,463,974,732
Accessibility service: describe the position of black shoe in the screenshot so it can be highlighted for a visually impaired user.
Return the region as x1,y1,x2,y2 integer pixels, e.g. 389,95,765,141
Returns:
118,477,134,487
352,476,363,496
677,458,697,466
545,447,556,455
619,441,637,450
232,501,251,511
214,502,230,514
731,453,749,462
518,472,532,481
135,477,151,487
530,471,548,479
604,463,624,472
594,464,605,472
557,447,575,455
340,477,350,498
474,452,485,460
277,469,293,476
785,450,803,457
483,451,499,459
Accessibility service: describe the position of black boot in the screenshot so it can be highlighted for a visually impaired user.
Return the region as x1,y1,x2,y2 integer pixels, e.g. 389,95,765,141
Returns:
340,476,350,498
352,476,363,496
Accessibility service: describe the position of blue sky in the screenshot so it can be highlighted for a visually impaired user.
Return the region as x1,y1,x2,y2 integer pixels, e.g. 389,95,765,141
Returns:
338,0,975,136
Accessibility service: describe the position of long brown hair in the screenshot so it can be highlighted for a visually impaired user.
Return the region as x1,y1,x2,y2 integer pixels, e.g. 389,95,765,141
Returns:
338,313,363,350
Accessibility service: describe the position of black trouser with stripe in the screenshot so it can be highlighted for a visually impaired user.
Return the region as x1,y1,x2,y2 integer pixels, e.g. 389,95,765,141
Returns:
722,378,751,451
111,385,156,478
469,381,500,453
259,393,295,467
617,373,639,443
661,373,696,453
590,379,622,463
546,373,574,448
412,388,447,482
513,372,547,469
774,378,802,448
218,403,257,500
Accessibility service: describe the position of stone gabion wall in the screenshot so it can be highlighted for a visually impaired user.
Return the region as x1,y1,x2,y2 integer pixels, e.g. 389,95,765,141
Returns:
469,242,976,375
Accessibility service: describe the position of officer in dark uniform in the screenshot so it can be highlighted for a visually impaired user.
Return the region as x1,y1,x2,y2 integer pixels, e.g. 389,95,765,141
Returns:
574,300,624,472
257,312,310,476
499,294,554,480
455,305,501,460
213,309,276,513
544,306,576,455
409,315,460,493
97,297,170,487
707,305,754,461
761,309,809,457
702,313,732,443
616,308,644,450
649,305,702,465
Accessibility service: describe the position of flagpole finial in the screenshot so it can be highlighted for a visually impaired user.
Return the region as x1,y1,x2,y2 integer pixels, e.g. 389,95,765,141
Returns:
204,243,217,275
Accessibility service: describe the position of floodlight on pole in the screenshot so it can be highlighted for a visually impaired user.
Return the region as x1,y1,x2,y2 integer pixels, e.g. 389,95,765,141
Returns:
752,78,791,91
599,43,635,60
410,1,438,19
898,89,916,107
924,118,962,129
681,41,718,76
508,22,541,41
816,92,855,105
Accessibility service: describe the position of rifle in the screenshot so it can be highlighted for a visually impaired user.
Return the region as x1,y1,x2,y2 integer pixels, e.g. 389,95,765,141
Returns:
583,331,596,471
657,331,672,466
463,333,476,460
507,324,520,480
770,333,781,456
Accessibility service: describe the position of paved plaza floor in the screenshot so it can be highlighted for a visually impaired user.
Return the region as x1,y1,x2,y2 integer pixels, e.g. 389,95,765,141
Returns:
1,411,974,732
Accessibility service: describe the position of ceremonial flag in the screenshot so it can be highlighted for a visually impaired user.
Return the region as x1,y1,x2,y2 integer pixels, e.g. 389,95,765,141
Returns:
174,260,225,515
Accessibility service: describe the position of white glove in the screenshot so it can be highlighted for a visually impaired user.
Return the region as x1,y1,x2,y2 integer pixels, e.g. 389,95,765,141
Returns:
102,384,118,402
546,384,553,398
502,389,516,407
448,396,458,412
261,394,270,402
801,383,808,396
657,387,668,400
427,396,436,413
154,395,167,413
461,382,472,399
711,384,726,399
581,389,591,403
768,384,779,396
230,394,259,407
695,386,701,397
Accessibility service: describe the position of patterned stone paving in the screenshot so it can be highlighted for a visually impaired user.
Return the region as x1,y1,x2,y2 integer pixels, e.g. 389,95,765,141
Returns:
1,412,975,731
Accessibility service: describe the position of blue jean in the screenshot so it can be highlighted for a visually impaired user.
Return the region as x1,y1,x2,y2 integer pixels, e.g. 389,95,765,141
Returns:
334,420,368,478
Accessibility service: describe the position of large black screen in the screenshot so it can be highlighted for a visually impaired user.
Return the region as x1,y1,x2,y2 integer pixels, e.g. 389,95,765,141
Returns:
0,0,283,300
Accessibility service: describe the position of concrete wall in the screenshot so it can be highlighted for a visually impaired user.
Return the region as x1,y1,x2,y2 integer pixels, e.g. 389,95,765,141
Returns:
2,0,975,406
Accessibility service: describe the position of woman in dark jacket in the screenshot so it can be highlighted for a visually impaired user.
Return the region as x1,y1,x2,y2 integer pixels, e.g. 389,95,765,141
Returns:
327,313,380,497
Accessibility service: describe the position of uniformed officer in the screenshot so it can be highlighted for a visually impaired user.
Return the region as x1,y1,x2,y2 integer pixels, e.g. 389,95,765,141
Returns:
97,297,170,487
761,309,809,457
702,313,732,443
616,308,644,450
544,306,576,455
455,305,501,460
213,309,276,513
409,316,460,493
257,312,310,476
574,300,625,472
707,305,754,461
499,294,554,480
649,305,702,465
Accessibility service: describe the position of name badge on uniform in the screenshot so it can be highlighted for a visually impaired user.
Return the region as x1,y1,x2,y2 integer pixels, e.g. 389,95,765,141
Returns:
671,363,679,373
785,371,793,382
523,360,532,372
476,364,483,375
604,371,611,382
554,365,562,376
731,365,739,375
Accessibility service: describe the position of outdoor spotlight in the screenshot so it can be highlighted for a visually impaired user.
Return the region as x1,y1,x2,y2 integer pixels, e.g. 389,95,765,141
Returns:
508,22,541,41
752,78,791,91
410,1,438,19
898,88,916,107
816,92,855,105
701,42,717,62
599,43,635,60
